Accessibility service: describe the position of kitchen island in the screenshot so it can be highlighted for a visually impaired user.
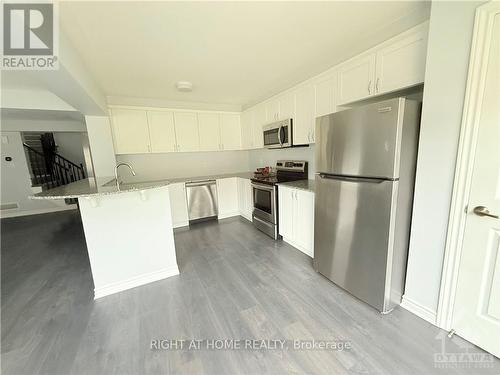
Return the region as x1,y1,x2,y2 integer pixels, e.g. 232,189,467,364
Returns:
32,177,179,299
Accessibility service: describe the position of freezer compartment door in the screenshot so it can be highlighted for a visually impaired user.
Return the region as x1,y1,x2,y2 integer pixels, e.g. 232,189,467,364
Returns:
315,97,402,179
313,174,396,312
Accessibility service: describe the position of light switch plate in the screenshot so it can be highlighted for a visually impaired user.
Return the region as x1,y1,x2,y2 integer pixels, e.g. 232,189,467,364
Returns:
1,136,8,144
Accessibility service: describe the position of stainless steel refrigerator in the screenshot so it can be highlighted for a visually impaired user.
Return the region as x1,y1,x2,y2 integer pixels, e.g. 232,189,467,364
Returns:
313,97,421,313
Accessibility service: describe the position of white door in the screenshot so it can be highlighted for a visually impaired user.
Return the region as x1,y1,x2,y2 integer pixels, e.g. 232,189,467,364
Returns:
294,189,315,257
375,27,428,95
174,112,199,152
294,84,315,145
110,109,150,154
198,113,221,151
253,104,266,149
240,110,254,150
452,12,500,358
278,186,294,239
337,54,376,105
147,111,176,153
315,75,336,117
168,183,189,228
220,114,241,150
217,178,239,219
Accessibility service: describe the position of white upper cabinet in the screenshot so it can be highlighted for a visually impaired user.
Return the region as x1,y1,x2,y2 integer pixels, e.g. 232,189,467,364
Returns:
147,111,176,153
375,27,428,95
220,113,241,150
315,74,337,117
240,109,254,150
265,99,280,123
198,112,221,151
253,104,266,149
110,108,150,154
265,93,295,123
278,92,295,120
294,84,316,145
338,54,376,105
174,112,199,152
337,23,428,105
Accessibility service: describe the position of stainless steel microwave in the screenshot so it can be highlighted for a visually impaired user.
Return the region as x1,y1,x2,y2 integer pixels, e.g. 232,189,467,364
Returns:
263,119,292,149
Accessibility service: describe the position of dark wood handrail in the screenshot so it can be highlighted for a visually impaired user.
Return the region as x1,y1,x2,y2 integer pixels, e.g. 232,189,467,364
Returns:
23,142,86,188
23,143,79,171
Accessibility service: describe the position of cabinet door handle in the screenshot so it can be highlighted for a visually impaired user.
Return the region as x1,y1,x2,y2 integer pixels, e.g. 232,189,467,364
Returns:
376,78,380,93
368,80,372,95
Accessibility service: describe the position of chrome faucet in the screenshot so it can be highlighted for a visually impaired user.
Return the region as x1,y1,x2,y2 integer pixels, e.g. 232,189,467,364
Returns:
114,162,136,186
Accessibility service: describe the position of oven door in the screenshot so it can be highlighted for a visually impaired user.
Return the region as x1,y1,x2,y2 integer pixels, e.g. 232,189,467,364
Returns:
252,182,277,224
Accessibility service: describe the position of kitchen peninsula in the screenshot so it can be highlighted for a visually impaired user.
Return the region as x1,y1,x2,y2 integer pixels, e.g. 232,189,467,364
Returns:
32,177,179,299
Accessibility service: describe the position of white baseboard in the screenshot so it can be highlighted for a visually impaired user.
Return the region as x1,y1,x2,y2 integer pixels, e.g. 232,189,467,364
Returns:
0,205,77,219
218,211,240,220
172,221,189,229
401,295,437,325
240,213,252,222
94,265,180,299
283,237,313,258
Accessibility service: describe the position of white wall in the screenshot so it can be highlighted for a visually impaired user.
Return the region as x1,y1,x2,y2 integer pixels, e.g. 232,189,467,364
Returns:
1,118,86,132
53,132,87,168
403,0,484,318
0,132,72,217
248,146,316,179
1,88,76,111
116,151,250,180
85,116,116,178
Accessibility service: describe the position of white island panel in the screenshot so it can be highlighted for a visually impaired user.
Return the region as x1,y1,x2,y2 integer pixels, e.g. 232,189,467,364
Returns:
78,185,179,299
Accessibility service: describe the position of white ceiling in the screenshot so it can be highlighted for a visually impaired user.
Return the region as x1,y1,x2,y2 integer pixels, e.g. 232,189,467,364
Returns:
60,1,430,109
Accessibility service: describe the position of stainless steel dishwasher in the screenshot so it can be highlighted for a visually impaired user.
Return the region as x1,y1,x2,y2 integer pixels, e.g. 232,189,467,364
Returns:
185,180,218,223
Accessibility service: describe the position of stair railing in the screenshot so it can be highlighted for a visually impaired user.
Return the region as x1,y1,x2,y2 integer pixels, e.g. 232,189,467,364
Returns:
23,143,86,188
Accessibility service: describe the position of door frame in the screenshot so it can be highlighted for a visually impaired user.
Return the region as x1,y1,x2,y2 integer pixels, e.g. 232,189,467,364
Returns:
437,1,500,330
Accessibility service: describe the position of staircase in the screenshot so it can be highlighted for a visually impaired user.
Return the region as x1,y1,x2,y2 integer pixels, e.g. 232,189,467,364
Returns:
23,133,86,203
23,132,51,182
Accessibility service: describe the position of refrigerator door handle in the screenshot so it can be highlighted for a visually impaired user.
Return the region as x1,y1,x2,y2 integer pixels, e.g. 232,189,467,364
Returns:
318,173,391,184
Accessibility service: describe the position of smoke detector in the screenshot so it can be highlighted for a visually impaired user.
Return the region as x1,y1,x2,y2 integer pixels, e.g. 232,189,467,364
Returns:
176,81,193,92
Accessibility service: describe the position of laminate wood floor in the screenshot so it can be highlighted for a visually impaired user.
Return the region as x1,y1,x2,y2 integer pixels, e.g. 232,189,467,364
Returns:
2,211,499,375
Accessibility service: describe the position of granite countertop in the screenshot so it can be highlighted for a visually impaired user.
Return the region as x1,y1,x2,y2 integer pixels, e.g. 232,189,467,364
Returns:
168,171,254,184
30,177,172,200
31,172,255,200
277,179,315,193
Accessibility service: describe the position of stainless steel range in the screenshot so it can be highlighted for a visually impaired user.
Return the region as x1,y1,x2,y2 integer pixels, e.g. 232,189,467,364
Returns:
251,160,308,239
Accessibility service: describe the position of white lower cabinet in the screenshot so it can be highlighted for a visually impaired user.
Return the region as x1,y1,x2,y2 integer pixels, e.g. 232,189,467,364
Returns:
237,178,253,221
217,178,239,219
278,186,314,257
168,183,189,228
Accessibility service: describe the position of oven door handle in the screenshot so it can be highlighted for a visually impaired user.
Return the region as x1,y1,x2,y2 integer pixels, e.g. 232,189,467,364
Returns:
251,182,276,192
278,126,284,147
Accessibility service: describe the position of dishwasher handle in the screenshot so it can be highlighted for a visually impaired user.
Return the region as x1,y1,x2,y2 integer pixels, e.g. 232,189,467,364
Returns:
185,180,217,187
